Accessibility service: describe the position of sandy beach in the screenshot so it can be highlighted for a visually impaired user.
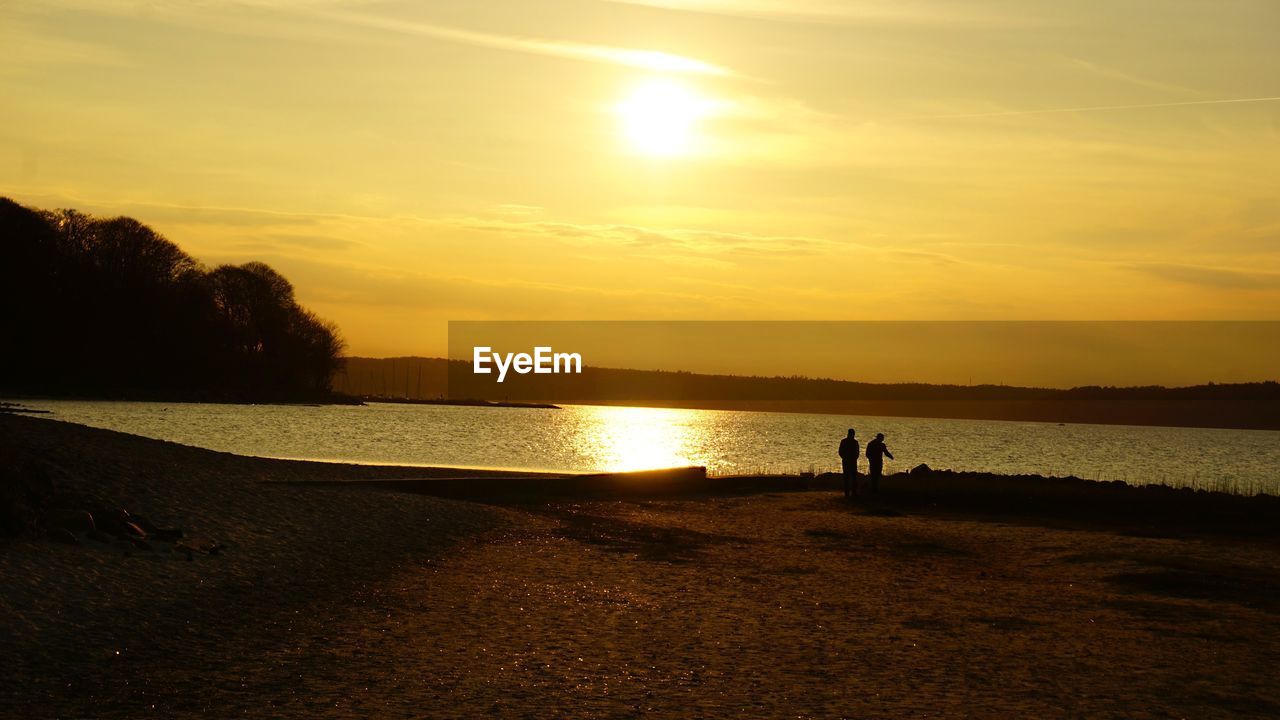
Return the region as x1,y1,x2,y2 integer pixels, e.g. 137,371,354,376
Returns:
3,413,1279,718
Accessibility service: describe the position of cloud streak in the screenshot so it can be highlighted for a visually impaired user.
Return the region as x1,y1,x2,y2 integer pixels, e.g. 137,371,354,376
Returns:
1127,262,1280,290
1056,56,1200,97
914,96,1280,120
458,217,838,257
602,0,1034,26
0,14,132,72
14,1,733,76
318,9,732,77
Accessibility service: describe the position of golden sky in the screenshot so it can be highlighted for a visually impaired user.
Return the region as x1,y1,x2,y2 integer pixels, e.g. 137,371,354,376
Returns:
3,0,1279,361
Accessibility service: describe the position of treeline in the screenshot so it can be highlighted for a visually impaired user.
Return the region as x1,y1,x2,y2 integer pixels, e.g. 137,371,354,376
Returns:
454,365,1059,403
0,198,344,401
338,357,1057,403
469,362,1280,429
332,357,448,399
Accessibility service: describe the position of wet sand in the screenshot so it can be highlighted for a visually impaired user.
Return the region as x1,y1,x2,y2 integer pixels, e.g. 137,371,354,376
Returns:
3,415,1279,718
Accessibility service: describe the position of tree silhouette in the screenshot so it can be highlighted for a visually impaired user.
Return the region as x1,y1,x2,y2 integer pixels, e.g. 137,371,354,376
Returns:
0,197,345,401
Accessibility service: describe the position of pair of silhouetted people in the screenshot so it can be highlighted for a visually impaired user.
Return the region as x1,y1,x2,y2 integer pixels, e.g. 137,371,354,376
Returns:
838,429,893,498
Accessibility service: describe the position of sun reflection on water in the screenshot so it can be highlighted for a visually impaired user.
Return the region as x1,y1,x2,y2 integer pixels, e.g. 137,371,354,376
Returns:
571,405,707,472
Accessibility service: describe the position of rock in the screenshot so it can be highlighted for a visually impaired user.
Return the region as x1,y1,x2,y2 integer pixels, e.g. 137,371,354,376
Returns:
177,537,221,555
0,456,58,537
46,509,95,533
47,528,79,545
90,507,131,535
910,463,933,476
151,527,183,542
1,491,36,537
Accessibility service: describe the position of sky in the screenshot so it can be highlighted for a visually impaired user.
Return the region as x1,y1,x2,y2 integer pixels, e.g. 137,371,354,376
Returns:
2,0,1279,369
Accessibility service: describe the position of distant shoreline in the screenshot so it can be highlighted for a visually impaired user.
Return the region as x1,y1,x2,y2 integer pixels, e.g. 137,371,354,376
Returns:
562,397,1280,432
359,396,561,410
0,393,561,411
336,357,1280,431
0,391,364,407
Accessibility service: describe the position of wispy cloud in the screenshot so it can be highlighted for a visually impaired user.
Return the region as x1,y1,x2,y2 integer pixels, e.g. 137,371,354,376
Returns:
318,8,733,77
912,96,1280,120
259,232,362,250
1126,262,1280,290
34,0,380,10
458,217,838,257
0,191,352,228
14,0,732,76
211,252,730,318
1056,56,1200,97
0,14,132,72
490,204,545,218
601,0,1036,26
888,248,963,265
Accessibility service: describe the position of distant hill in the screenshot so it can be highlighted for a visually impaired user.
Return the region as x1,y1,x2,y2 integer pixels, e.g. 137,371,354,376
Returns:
332,357,1280,430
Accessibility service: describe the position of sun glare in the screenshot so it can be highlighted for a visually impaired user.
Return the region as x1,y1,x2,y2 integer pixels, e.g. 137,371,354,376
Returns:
573,406,704,472
615,79,712,156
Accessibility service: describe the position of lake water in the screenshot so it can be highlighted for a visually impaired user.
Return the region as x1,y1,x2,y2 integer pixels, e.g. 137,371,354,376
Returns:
13,399,1279,494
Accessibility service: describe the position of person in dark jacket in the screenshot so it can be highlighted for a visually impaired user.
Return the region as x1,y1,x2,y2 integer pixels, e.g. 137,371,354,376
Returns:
838,429,860,499
865,433,894,494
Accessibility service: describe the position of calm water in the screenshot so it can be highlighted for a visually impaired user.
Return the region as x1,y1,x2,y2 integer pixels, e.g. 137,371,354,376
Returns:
13,399,1280,493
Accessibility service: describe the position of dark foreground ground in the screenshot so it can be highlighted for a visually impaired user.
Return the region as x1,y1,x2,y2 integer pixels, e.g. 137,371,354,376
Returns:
2,414,1279,718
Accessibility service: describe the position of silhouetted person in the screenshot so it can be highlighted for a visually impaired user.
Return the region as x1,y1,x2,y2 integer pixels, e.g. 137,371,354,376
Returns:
865,433,894,494
838,429,860,498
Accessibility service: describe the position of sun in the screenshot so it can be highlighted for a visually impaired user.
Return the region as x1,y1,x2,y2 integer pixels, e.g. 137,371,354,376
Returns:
615,79,711,156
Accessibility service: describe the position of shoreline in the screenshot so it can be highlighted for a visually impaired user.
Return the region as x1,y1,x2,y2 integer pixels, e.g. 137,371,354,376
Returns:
9,399,1278,498
5,413,1278,539
3,414,1279,717
359,396,562,409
